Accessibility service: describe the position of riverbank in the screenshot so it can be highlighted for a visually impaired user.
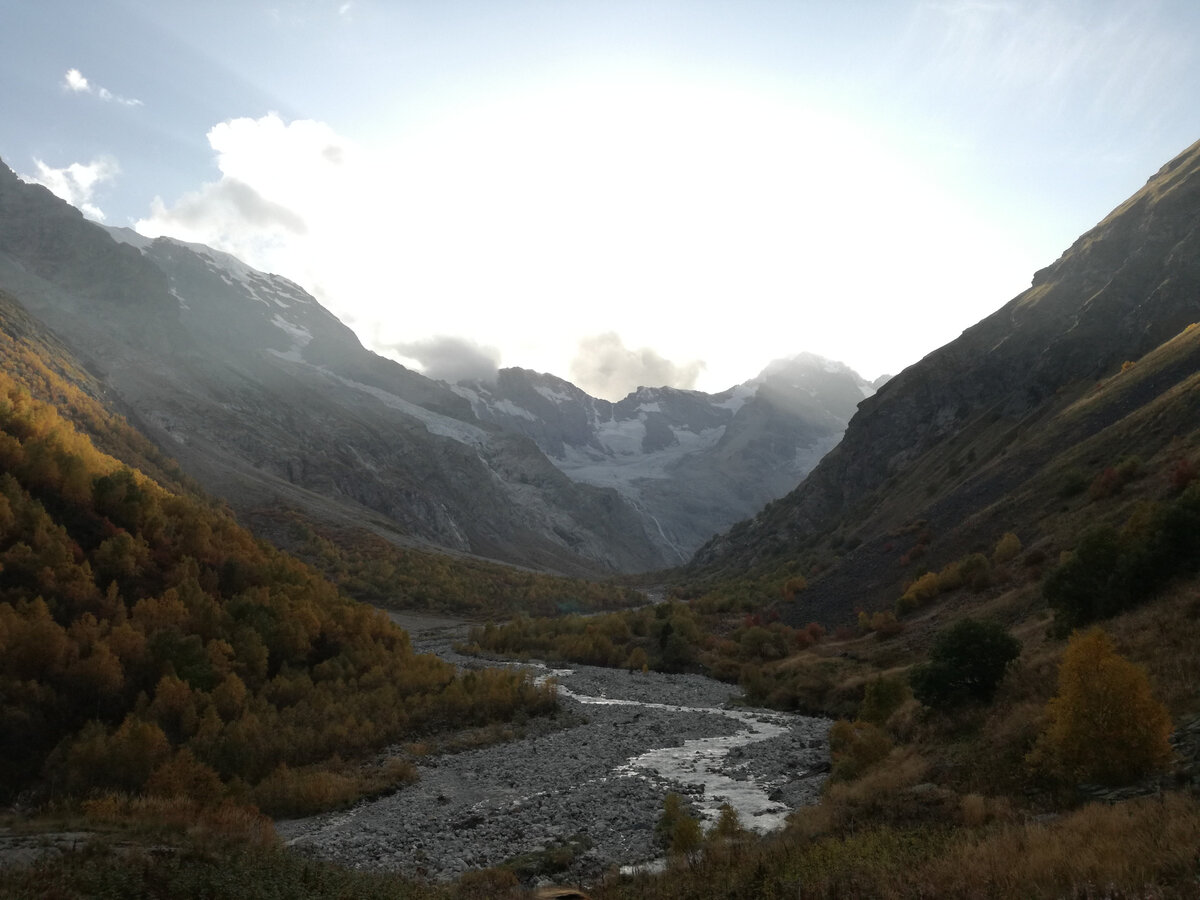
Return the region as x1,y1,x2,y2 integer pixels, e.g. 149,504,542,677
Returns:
277,618,830,884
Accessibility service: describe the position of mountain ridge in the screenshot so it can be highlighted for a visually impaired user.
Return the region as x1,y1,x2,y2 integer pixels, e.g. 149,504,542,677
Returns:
691,137,1200,623
0,159,870,576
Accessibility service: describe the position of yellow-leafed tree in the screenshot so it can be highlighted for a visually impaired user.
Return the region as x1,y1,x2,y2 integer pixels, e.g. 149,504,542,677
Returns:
1035,627,1173,785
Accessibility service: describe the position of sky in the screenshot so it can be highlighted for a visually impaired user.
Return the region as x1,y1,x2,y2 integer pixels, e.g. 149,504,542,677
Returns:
3,1,1199,399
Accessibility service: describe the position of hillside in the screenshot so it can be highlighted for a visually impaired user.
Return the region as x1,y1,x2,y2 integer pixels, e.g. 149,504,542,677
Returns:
691,138,1200,625
0,343,556,810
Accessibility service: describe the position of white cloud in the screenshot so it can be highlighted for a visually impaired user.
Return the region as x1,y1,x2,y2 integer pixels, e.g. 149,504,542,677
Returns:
391,336,501,384
134,89,1038,393
570,333,704,401
21,157,120,221
137,113,347,272
61,68,143,107
64,68,90,93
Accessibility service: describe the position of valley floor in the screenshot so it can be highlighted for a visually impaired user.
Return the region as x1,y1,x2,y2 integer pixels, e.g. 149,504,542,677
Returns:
277,619,830,884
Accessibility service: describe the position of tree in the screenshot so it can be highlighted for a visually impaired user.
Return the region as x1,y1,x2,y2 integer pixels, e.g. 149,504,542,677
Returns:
708,802,744,840
1044,527,1123,629
1033,627,1172,785
910,618,1020,709
656,791,702,856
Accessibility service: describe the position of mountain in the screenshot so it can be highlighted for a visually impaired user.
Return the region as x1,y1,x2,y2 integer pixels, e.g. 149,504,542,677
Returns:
0,160,871,577
457,356,876,563
691,138,1200,623
0,162,664,576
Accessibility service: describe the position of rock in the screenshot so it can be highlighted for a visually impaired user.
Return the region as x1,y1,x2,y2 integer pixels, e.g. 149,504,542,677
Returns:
277,654,830,883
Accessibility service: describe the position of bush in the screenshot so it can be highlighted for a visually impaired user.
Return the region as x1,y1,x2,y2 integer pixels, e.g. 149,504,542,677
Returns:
993,532,1022,565
896,572,940,615
957,553,993,592
1031,628,1172,785
858,677,908,726
910,618,1020,710
1047,485,1200,630
828,719,893,781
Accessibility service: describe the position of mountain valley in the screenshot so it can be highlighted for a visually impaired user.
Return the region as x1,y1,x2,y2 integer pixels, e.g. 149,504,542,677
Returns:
1,138,1200,899
0,161,873,580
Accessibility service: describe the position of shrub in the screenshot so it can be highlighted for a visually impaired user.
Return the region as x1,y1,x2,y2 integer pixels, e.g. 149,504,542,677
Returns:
910,618,1020,710
1043,526,1123,629
859,610,901,635
957,553,992,592
935,560,964,592
1087,468,1118,500
782,575,808,600
1031,628,1172,785
992,532,1022,565
1047,485,1200,630
896,572,940,615
858,677,908,726
828,719,893,781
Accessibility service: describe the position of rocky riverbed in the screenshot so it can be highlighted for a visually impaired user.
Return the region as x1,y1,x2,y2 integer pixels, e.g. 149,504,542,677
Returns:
276,615,830,884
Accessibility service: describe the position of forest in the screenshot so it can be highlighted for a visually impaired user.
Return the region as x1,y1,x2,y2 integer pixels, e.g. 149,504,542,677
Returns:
0,365,557,816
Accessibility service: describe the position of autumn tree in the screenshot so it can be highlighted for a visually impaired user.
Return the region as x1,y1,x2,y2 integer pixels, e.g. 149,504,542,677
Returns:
1033,627,1172,785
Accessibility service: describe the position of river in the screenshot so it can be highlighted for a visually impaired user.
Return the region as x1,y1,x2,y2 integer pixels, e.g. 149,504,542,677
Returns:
275,613,830,883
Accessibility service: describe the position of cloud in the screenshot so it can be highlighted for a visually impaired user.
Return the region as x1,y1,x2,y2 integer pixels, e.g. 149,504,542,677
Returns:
136,113,350,267
569,332,704,401
62,68,143,106
64,68,90,93
144,178,306,236
20,157,120,221
391,336,501,384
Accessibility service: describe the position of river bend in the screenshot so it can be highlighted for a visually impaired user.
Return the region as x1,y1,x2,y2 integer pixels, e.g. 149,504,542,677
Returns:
277,619,829,882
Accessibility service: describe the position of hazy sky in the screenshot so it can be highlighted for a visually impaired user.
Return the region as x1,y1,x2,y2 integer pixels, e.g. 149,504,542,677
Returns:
4,1,1199,398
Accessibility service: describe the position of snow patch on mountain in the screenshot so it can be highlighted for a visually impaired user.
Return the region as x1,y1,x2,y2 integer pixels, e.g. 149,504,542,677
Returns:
272,314,313,349
331,373,489,447
713,384,754,411
558,424,726,496
532,384,579,406
490,398,538,421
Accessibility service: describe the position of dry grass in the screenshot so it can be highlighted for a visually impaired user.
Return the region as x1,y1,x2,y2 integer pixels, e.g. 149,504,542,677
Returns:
921,793,1200,897
822,747,941,831
1107,581,1200,717
79,792,276,847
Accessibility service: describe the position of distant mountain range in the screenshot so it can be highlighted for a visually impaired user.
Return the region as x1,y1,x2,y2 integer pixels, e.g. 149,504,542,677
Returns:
457,357,878,563
0,160,872,575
